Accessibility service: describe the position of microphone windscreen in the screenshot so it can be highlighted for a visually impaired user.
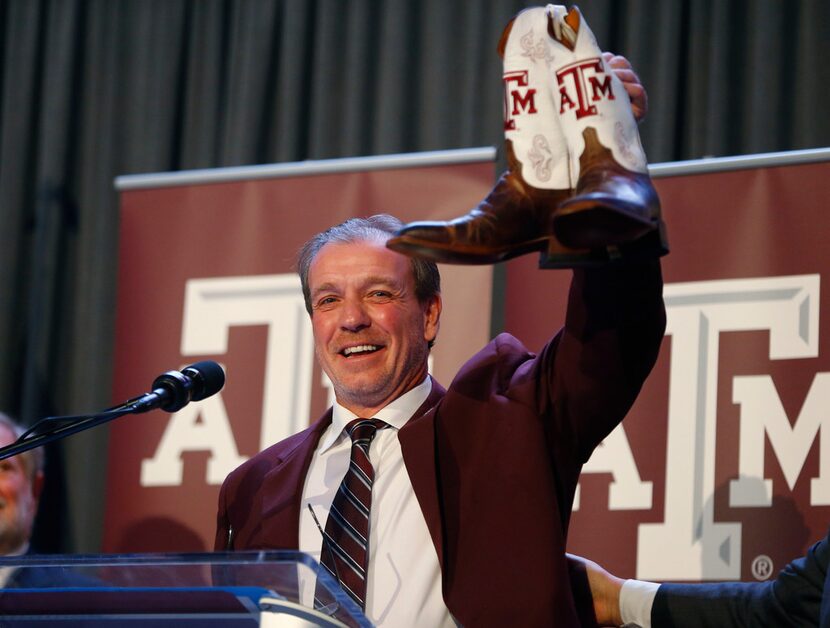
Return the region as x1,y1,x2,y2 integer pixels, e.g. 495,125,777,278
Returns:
184,360,226,401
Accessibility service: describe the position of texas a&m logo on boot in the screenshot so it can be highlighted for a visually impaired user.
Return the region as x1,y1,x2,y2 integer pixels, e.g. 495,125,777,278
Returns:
556,57,614,119
502,70,538,130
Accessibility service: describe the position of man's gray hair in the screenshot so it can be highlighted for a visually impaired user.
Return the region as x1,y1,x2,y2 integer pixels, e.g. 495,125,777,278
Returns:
0,412,44,483
296,214,441,316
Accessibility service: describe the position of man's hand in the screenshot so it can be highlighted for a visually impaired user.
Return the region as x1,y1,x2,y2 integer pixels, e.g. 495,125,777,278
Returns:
567,553,625,627
603,52,648,122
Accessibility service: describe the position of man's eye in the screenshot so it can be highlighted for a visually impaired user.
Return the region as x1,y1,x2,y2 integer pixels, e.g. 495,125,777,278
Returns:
371,291,391,298
315,296,338,308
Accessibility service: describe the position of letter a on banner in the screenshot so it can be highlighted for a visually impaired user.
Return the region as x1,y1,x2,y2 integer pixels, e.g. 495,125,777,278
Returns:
141,274,315,486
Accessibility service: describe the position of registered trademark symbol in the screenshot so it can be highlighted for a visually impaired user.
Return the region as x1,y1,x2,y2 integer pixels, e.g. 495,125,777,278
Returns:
751,555,774,580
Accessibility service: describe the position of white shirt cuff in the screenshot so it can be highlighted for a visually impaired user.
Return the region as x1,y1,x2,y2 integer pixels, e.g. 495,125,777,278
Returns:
619,579,660,628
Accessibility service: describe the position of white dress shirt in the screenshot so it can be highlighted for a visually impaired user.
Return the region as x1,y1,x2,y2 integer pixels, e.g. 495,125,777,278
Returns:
620,578,660,628
298,377,456,627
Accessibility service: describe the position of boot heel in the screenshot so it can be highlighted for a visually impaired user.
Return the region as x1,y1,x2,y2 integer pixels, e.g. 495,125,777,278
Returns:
539,217,668,269
615,220,670,261
538,235,610,269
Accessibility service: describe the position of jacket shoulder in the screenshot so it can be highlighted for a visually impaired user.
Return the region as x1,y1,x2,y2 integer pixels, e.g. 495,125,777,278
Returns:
222,417,327,489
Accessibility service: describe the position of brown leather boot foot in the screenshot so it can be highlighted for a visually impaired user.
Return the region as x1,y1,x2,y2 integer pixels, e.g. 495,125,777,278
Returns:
553,128,666,252
387,168,570,265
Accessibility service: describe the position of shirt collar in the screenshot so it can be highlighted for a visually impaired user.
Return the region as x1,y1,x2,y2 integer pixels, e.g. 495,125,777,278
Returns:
318,376,432,453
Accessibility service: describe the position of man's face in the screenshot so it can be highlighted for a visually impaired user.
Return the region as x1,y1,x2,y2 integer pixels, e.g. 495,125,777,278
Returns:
0,426,42,554
308,238,441,416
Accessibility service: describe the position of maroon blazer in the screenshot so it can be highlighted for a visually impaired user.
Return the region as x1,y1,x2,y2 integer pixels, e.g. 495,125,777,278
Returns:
215,262,665,627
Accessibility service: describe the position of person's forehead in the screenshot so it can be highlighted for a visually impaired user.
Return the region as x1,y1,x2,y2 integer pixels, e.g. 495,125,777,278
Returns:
310,239,412,285
0,424,16,449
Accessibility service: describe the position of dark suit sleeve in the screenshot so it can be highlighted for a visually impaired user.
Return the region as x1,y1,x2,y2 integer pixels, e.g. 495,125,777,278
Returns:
652,533,828,627
545,259,665,463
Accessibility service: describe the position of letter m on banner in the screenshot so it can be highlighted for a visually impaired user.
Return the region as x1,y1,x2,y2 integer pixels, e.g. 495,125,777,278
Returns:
731,372,830,507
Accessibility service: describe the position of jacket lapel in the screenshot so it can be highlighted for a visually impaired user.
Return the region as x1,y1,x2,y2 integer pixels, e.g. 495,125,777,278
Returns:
399,378,446,568
258,410,333,549
252,380,445,556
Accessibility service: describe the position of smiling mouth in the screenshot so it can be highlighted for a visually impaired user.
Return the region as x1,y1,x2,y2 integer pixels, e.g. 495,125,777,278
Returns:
341,344,381,357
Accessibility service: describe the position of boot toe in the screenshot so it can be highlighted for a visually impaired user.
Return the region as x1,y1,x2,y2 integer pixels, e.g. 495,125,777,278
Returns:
394,221,454,245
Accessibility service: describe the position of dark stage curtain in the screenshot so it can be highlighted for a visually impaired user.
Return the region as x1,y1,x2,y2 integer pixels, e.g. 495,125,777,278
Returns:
0,0,827,552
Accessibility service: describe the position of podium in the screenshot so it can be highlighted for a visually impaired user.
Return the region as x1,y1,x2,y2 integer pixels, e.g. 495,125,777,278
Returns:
0,551,372,627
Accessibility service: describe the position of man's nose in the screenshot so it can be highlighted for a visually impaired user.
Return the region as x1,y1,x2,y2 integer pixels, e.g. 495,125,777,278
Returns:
340,299,370,331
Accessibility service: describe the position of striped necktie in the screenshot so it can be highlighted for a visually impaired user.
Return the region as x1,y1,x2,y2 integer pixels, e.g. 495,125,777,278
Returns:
318,417,386,611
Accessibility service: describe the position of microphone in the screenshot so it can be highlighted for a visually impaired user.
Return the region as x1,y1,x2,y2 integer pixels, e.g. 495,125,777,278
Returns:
130,361,226,413
0,361,227,464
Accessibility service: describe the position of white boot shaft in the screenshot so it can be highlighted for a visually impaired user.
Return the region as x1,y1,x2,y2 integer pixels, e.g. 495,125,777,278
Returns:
501,7,570,190
545,4,648,184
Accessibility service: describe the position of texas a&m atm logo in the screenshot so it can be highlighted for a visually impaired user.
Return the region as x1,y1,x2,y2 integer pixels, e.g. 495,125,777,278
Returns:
556,57,614,119
503,57,616,128
575,274,825,580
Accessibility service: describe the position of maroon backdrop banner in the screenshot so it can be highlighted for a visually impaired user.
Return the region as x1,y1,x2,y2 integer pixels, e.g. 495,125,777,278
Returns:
506,152,830,582
105,151,496,553
108,148,830,586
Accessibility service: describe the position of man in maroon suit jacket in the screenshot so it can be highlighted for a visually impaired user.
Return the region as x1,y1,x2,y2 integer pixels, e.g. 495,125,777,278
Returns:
215,210,665,626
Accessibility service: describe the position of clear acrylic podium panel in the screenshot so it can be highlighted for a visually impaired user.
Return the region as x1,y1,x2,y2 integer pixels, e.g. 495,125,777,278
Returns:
0,551,372,627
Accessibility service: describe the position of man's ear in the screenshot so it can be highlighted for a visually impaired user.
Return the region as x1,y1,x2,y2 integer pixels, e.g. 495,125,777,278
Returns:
423,294,442,344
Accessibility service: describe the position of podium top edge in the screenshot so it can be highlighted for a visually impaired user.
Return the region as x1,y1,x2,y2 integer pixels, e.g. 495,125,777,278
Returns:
114,147,498,191
0,549,318,567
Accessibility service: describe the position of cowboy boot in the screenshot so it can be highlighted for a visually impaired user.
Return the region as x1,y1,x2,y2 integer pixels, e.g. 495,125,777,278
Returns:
388,7,604,267
546,5,668,256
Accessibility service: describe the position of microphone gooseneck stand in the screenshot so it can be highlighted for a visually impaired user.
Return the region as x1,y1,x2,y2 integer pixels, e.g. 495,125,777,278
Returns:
0,360,226,462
